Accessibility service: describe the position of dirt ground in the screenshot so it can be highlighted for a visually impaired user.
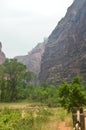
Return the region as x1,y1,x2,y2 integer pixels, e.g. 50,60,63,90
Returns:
59,122,71,130
58,117,86,130
58,119,72,130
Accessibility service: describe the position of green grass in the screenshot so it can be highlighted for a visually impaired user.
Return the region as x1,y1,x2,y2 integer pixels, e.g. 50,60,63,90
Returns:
0,103,72,130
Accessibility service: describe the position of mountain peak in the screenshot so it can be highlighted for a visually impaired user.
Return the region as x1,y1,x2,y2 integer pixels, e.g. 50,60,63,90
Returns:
39,0,86,83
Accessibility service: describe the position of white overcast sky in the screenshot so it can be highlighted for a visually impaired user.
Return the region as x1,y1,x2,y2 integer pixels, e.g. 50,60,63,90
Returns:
0,0,73,58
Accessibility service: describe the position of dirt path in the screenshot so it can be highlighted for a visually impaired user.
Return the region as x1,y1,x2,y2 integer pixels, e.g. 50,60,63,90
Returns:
58,117,86,130
58,120,72,130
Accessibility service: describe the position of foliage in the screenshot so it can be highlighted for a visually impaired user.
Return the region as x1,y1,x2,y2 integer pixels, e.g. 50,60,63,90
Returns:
0,58,59,106
0,107,57,130
28,83,59,107
58,76,86,112
0,59,35,102
0,60,86,111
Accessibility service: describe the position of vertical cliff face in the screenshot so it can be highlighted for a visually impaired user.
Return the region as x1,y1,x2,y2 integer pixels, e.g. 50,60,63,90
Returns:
0,42,6,64
15,42,45,75
39,0,86,83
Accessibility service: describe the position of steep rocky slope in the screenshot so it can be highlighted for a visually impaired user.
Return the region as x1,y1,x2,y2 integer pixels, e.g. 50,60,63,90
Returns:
15,42,45,75
0,42,6,64
39,0,86,83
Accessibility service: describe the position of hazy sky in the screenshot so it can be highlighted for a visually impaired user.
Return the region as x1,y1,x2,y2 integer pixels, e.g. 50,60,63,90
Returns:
0,0,73,58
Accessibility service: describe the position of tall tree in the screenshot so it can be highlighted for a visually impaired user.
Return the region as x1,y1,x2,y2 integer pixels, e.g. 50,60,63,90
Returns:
0,59,35,101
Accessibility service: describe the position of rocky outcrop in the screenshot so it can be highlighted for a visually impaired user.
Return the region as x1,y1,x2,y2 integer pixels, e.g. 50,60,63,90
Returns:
15,41,46,75
39,0,86,83
0,42,6,64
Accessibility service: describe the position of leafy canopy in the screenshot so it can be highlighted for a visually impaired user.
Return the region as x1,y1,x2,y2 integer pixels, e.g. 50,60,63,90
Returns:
58,76,86,112
0,59,35,102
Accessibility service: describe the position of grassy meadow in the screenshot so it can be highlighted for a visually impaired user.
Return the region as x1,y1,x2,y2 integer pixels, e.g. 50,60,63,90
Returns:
0,103,72,130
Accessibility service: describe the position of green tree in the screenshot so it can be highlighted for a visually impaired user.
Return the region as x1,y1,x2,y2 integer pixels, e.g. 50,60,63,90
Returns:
58,76,86,112
24,71,36,84
0,59,35,102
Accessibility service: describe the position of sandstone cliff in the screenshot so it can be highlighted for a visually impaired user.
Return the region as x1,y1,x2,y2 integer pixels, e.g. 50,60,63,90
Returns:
39,0,86,83
15,42,45,75
0,42,6,64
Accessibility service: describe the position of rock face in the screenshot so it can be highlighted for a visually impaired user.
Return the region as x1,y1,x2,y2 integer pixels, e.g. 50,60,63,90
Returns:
0,42,6,64
15,42,45,75
39,0,86,83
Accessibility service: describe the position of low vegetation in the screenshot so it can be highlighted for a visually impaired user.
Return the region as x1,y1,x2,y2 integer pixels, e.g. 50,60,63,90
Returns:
0,106,72,130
